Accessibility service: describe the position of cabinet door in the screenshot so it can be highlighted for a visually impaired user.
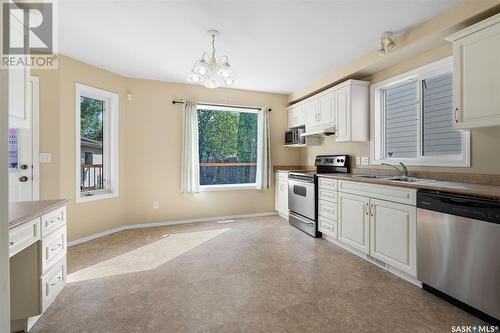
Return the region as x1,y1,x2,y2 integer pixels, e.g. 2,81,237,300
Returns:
305,100,320,132
275,179,288,217
318,92,334,130
288,108,295,129
337,192,369,254
9,65,30,128
369,199,416,276
335,86,351,141
280,180,288,216
453,21,500,128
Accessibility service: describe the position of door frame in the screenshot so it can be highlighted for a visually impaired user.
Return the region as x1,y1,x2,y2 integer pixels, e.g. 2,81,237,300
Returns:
30,76,40,200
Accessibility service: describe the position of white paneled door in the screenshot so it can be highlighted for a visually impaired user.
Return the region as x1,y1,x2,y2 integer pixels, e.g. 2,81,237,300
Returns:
8,77,39,202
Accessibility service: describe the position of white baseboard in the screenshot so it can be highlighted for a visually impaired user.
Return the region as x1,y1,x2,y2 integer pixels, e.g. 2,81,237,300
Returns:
68,211,278,247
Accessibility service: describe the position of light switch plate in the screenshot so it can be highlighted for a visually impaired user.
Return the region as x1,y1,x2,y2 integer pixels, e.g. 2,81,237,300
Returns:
355,157,361,165
153,201,159,209
361,157,369,165
39,153,51,163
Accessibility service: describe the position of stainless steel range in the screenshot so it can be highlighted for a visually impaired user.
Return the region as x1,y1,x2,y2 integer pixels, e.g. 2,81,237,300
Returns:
288,155,349,237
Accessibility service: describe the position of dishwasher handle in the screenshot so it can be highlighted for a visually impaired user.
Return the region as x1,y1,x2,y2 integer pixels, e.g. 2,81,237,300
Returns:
417,190,500,224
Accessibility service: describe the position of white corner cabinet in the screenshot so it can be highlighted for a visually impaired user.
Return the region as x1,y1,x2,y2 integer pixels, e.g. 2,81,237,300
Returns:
287,79,369,142
319,177,417,280
447,13,500,129
9,65,31,128
275,172,289,219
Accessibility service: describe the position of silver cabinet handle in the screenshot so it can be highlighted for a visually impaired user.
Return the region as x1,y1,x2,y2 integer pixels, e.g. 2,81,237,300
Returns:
50,244,62,251
454,107,459,123
49,216,61,224
50,276,62,286
370,204,374,217
9,241,14,246
365,203,369,215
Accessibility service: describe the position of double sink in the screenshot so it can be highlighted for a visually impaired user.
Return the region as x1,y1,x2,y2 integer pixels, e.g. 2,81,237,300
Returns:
353,174,432,183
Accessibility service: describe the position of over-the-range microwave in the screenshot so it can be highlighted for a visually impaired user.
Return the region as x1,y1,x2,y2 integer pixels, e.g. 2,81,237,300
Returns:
285,127,305,145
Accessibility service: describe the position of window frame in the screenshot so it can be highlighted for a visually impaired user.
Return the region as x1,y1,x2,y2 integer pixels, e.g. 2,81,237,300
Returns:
196,103,261,192
75,83,119,203
371,57,470,167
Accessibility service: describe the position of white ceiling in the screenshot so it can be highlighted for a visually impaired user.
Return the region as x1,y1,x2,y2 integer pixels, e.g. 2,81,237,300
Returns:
58,0,458,94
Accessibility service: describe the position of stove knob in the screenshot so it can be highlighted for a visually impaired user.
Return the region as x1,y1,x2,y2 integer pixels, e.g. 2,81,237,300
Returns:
341,159,344,163
336,159,341,163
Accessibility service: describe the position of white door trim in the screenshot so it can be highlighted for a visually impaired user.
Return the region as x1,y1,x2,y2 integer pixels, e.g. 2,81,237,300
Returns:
30,76,40,200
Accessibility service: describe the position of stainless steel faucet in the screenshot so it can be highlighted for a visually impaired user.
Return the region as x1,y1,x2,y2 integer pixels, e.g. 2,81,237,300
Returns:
381,162,409,179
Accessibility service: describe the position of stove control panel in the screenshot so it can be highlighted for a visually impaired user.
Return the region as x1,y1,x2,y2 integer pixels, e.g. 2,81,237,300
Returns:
315,155,348,167
315,155,350,174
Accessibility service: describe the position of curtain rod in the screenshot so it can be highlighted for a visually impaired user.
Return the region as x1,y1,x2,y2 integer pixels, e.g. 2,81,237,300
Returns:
172,99,271,112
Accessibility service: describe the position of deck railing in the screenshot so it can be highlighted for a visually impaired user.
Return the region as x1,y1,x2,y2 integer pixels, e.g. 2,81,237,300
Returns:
199,162,257,185
81,164,104,191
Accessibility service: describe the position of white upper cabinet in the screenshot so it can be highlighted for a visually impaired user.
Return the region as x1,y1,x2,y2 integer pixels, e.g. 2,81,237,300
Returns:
317,91,335,130
288,104,305,129
9,65,31,128
334,80,369,142
287,79,369,142
447,13,500,129
305,99,321,133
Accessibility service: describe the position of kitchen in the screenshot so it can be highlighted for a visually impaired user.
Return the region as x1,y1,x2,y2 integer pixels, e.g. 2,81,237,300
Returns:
1,1,500,332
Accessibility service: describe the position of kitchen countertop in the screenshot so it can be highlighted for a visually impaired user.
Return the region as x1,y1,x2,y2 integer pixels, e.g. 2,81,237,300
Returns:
316,173,500,200
9,199,69,229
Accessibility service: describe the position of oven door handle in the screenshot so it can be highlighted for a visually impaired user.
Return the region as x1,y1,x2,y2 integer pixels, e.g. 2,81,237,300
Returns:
289,212,314,225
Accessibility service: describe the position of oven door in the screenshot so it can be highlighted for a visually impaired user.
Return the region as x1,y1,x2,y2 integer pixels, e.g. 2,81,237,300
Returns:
288,177,316,221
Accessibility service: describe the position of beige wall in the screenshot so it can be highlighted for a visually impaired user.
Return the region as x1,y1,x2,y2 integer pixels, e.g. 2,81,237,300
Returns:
33,56,299,241
299,44,500,175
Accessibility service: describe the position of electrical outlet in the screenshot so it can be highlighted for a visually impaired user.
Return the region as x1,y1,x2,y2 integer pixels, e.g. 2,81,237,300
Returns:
355,156,361,165
361,157,369,165
153,201,159,209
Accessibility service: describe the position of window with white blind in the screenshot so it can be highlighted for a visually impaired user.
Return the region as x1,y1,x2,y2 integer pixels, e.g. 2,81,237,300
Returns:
372,57,470,167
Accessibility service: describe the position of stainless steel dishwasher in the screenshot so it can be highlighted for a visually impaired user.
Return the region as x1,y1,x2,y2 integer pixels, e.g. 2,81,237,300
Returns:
417,190,500,324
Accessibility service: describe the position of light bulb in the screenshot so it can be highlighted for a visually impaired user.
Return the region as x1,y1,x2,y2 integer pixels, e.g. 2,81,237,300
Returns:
204,79,219,89
194,59,209,76
187,73,201,83
218,61,233,78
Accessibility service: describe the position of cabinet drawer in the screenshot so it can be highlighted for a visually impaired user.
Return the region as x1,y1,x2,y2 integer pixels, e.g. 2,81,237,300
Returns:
9,218,41,257
41,257,66,312
318,216,337,239
318,177,337,191
318,188,337,203
41,206,66,237
318,200,337,220
338,181,416,206
40,226,67,274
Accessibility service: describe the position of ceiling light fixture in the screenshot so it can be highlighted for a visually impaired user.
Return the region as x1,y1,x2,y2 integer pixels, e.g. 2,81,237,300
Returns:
187,30,234,89
377,32,396,57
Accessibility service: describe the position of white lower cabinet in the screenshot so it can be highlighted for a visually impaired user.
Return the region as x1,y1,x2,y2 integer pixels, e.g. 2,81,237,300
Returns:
275,172,288,218
369,199,416,276
321,178,418,280
337,192,370,254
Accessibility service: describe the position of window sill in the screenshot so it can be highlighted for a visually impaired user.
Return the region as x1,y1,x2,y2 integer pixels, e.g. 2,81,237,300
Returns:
199,184,258,192
76,191,119,203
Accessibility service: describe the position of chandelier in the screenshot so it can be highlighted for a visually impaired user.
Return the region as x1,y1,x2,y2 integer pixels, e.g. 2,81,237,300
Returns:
187,30,235,89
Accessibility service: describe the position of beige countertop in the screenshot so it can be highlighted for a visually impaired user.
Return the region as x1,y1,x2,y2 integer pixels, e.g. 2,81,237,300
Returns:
9,199,69,229
315,173,500,200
